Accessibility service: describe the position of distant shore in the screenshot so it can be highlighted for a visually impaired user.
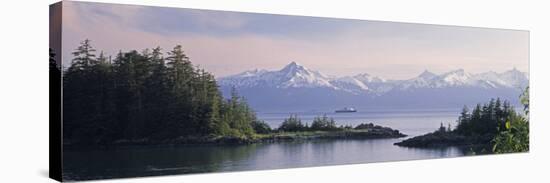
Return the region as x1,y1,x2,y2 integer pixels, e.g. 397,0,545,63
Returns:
256,128,406,143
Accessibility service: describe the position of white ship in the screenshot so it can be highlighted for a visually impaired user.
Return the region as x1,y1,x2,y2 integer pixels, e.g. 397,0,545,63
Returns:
335,107,357,113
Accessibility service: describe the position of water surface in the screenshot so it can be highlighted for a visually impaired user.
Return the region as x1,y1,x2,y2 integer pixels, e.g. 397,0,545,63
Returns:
63,109,467,181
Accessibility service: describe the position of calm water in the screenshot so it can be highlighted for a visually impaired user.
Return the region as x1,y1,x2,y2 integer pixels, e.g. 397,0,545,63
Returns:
63,109,468,181
258,108,460,137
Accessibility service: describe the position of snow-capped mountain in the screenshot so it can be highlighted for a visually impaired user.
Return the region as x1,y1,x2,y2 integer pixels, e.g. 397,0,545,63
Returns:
230,69,268,78
435,69,473,87
398,70,438,89
218,62,528,111
353,73,387,83
330,76,369,94
218,61,336,89
277,62,335,88
398,68,529,90
219,62,528,93
494,68,529,88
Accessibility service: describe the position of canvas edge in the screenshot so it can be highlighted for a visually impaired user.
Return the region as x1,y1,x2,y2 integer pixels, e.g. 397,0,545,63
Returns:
49,1,63,182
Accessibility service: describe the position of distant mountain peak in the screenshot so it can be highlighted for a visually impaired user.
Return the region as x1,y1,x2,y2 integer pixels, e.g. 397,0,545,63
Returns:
418,70,437,79
280,61,308,73
282,61,302,68
288,61,299,66
505,67,523,74
437,69,472,86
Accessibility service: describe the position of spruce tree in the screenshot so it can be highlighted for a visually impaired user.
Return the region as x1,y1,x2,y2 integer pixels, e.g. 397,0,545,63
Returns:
70,39,96,70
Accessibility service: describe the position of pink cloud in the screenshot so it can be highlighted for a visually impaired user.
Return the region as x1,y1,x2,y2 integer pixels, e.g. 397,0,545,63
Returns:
61,1,529,79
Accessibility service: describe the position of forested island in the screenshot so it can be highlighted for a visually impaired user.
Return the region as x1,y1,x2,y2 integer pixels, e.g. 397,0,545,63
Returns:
59,40,405,148
395,92,529,154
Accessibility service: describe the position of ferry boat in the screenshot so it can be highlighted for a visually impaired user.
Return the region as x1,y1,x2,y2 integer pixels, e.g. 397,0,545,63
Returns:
335,107,357,113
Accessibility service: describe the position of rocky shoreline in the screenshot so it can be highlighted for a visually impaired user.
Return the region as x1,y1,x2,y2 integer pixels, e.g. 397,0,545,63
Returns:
64,123,406,149
394,130,493,148
257,128,406,143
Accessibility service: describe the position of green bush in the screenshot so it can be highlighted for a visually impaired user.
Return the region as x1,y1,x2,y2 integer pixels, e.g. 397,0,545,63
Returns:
310,114,339,131
251,120,272,134
492,113,529,153
492,87,529,153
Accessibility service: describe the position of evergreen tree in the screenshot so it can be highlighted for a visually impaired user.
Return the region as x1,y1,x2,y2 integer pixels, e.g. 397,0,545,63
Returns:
142,47,172,138
278,114,305,132
63,39,101,143
49,48,60,71
456,105,470,133
70,39,96,70
63,40,262,145
165,45,196,135
311,114,338,131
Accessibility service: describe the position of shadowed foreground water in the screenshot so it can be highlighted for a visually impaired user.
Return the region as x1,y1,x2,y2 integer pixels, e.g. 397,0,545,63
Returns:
63,109,468,181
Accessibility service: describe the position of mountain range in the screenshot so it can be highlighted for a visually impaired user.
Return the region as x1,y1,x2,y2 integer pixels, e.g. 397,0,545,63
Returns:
218,62,528,112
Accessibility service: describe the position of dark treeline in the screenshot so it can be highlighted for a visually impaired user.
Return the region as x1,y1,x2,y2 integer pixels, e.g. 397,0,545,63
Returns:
455,96,529,152
396,95,529,153
63,39,261,145
277,114,356,132
454,98,514,136
455,96,529,153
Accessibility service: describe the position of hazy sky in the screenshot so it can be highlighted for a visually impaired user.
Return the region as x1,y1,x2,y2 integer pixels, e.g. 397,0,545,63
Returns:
60,1,529,79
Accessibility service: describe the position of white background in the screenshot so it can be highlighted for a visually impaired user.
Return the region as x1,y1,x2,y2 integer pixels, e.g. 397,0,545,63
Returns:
0,0,548,182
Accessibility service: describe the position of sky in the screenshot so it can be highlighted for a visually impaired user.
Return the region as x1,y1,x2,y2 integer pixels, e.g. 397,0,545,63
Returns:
58,1,529,79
